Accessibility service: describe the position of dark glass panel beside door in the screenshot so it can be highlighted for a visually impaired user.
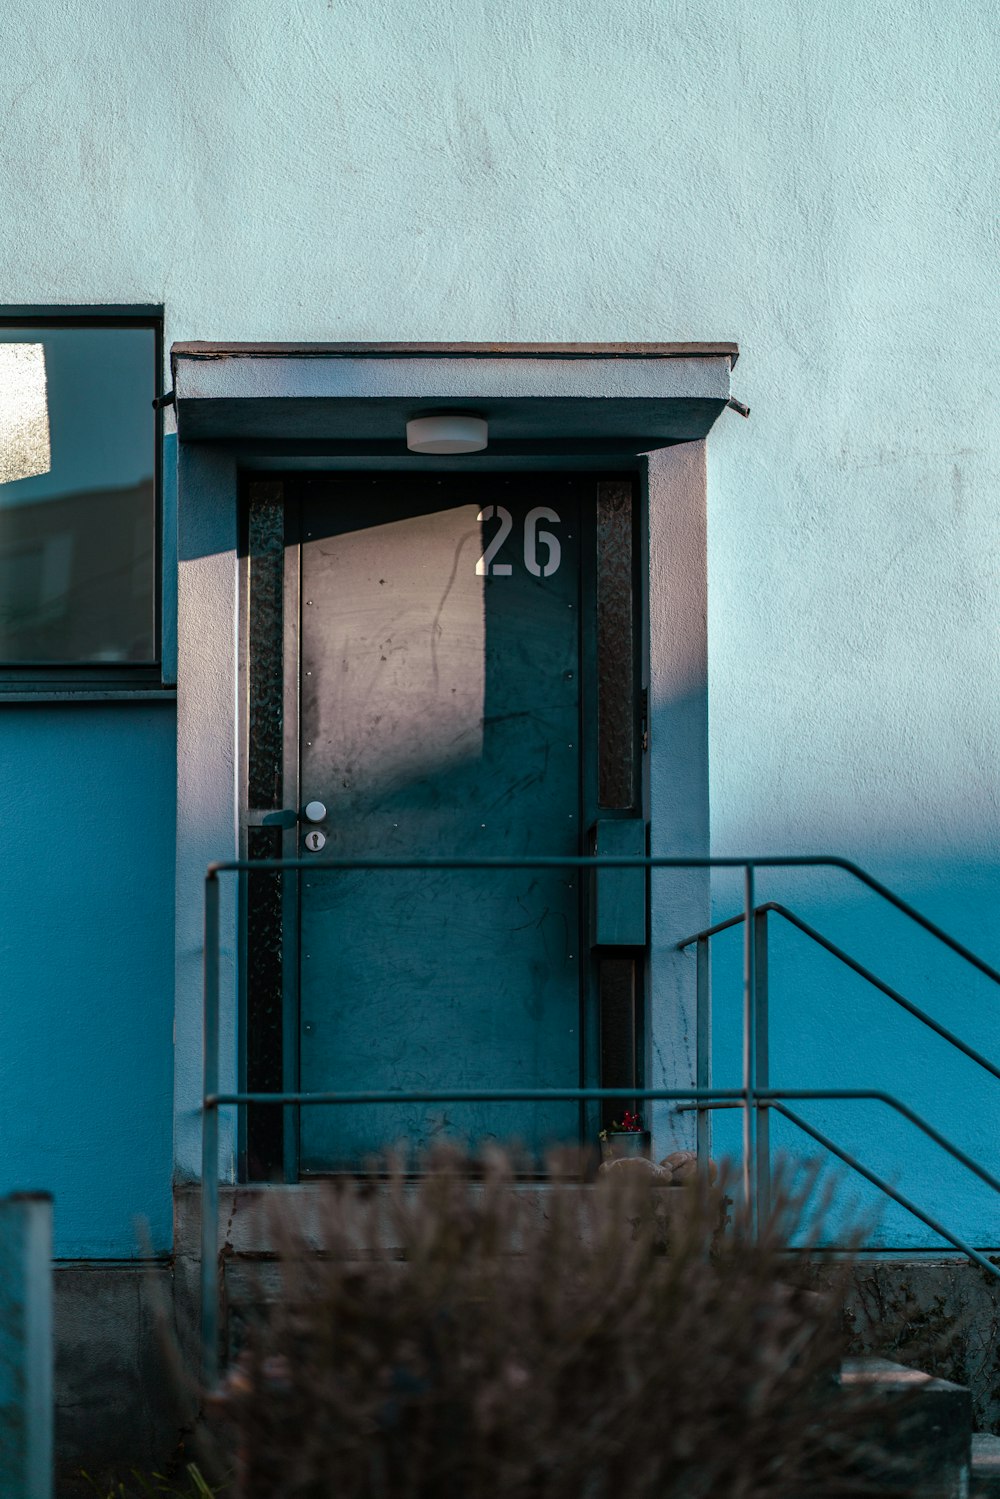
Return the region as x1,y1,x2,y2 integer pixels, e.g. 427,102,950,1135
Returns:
245,825,285,1179
247,481,285,808
245,480,288,1178
595,479,636,809
598,957,639,1132
0,326,156,664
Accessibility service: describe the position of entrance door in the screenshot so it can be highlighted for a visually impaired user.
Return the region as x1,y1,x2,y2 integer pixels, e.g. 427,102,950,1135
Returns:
296,475,584,1169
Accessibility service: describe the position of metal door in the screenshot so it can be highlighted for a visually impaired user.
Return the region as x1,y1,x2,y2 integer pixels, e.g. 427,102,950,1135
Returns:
296,475,584,1169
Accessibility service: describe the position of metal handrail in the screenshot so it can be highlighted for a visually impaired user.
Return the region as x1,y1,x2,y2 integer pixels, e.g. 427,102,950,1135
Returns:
197,1080,1000,1385
678,1088,1000,1200
210,1085,1000,1229
771,1103,1000,1282
676,888,1000,989
675,890,1000,1248
200,854,1000,1386
678,901,1000,1082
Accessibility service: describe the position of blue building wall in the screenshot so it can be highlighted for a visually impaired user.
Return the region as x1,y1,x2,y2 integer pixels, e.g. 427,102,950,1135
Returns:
707,859,1000,1246
0,706,175,1257
1,0,998,1250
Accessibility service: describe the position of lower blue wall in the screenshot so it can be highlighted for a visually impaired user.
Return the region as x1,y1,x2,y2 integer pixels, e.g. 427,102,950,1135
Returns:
0,702,175,1258
707,857,1000,1249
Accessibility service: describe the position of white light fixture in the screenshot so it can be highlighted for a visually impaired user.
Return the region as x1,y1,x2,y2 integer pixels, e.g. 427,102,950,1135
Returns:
406,412,488,454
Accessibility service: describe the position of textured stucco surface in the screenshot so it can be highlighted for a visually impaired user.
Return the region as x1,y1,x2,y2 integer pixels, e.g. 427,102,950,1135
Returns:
1,0,998,1248
0,706,175,1257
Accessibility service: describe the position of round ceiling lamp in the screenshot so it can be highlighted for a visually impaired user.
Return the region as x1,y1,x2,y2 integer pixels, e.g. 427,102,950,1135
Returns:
406,412,488,454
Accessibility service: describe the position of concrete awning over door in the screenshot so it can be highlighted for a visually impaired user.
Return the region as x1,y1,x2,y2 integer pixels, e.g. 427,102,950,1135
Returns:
170,342,739,453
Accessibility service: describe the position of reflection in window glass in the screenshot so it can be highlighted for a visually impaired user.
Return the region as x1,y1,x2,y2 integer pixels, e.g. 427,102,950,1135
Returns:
0,325,156,664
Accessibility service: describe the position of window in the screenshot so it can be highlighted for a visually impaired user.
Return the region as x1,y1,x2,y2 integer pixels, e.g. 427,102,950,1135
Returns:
0,312,161,676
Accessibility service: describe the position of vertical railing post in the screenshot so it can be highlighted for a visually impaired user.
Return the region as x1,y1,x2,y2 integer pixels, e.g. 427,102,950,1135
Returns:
754,908,770,1224
742,865,757,1235
696,935,711,1178
201,871,221,1389
0,1192,53,1499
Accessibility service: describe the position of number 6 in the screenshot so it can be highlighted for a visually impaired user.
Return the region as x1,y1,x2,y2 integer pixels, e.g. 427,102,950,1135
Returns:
524,507,562,577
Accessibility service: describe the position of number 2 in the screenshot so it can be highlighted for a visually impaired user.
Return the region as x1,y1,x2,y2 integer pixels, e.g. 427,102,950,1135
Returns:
476,506,513,576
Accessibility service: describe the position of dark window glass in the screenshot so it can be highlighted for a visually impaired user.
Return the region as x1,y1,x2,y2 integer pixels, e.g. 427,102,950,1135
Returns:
247,481,285,808
245,481,288,1178
599,956,638,1131
246,826,285,1180
0,325,156,664
596,479,635,808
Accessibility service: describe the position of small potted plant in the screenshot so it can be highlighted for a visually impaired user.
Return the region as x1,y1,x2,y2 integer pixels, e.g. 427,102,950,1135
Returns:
598,1110,651,1163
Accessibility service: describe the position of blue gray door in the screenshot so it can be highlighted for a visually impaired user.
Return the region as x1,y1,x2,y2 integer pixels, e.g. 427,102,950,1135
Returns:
296,476,584,1169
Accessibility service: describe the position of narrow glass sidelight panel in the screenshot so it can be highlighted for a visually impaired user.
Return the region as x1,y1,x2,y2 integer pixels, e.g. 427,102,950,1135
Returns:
245,827,284,1178
247,482,284,809
246,480,287,1178
0,325,157,664
596,479,635,809
599,957,638,1131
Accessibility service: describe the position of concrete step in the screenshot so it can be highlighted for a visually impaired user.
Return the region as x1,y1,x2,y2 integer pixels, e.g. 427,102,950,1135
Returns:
972,1433,1000,1498
179,1176,700,1260
839,1357,973,1499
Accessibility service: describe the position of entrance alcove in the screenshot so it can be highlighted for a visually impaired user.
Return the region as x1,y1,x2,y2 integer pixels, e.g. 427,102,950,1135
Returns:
170,342,735,1206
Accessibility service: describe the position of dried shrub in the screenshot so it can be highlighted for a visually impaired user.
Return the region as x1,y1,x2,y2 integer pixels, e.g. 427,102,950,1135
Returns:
204,1151,902,1499
81,1464,220,1498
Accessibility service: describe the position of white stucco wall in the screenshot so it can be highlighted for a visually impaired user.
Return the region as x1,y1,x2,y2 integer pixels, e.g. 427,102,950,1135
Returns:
2,0,998,1246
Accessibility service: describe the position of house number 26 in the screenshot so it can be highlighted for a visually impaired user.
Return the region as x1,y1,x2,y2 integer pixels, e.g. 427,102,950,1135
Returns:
476,506,562,578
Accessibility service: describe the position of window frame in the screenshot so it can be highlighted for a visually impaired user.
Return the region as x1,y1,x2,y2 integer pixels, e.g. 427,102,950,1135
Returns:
0,305,165,692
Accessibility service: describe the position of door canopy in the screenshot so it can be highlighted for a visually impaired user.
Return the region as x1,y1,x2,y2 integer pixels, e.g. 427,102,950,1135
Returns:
170,342,738,453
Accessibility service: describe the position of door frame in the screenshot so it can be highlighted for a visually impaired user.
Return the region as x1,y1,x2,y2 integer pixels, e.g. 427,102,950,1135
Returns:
238,468,650,1181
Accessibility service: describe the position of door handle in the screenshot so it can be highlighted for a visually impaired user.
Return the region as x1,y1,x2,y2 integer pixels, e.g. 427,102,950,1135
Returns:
246,804,327,829
247,808,297,829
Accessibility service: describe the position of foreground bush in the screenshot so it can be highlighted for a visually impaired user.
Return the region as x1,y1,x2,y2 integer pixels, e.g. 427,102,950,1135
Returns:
82,1465,219,1498
203,1151,895,1499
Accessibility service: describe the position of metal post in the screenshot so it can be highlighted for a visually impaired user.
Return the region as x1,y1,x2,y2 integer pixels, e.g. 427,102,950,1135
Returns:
0,1192,53,1499
754,908,770,1223
696,935,711,1177
201,873,221,1388
742,865,757,1234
